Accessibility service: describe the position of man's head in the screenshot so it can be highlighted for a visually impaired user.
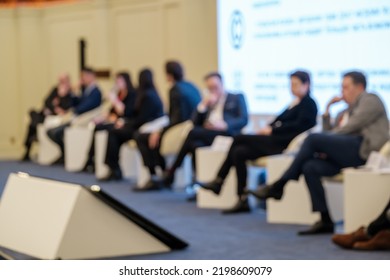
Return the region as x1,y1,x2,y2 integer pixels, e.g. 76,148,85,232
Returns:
57,73,71,97
165,61,184,83
81,67,96,86
342,71,366,105
204,72,225,106
58,73,71,87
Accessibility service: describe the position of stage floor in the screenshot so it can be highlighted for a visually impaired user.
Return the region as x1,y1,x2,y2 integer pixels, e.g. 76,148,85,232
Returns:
0,160,388,260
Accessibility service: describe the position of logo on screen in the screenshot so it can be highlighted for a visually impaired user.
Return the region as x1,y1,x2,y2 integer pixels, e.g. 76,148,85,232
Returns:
230,10,244,49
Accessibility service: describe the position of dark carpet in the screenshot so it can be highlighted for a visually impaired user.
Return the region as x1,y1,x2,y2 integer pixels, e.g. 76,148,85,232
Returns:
0,160,388,260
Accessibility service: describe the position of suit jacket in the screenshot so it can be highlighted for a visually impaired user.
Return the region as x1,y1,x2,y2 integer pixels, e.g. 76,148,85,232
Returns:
43,87,73,114
323,91,389,159
168,80,201,127
128,88,164,129
73,85,102,115
270,94,318,146
109,89,137,118
192,93,248,136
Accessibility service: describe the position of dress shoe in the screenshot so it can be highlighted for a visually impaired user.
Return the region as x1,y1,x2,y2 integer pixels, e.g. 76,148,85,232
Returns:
298,221,334,235
161,172,174,188
247,184,283,200
222,198,251,214
198,179,222,195
332,227,369,249
21,152,30,162
52,156,65,165
185,183,199,202
133,179,162,192
353,230,390,250
99,168,122,182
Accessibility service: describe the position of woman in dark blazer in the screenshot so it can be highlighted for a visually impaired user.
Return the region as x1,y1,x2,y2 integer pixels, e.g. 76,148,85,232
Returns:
200,70,318,214
101,68,164,181
84,72,137,171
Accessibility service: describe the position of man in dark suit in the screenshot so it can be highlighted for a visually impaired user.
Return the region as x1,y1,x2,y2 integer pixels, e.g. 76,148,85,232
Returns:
200,70,318,214
249,71,389,235
22,73,74,161
162,72,248,188
47,67,102,163
134,61,201,190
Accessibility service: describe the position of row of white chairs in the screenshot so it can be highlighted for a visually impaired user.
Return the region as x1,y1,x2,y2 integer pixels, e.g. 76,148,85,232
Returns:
34,110,390,233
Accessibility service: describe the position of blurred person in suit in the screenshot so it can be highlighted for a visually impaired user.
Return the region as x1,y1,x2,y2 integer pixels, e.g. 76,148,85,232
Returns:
134,61,201,190
47,67,102,164
100,68,164,181
249,71,389,235
200,70,318,214
83,71,137,172
161,72,248,190
22,73,74,161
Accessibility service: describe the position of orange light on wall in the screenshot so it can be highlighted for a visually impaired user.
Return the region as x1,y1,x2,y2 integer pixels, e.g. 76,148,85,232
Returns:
0,0,83,8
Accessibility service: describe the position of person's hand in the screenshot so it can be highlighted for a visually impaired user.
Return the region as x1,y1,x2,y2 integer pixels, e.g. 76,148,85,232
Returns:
325,95,343,115
201,93,218,108
52,97,59,106
114,118,125,129
43,108,52,116
54,107,65,115
108,91,119,104
257,125,272,135
148,132,161,149
204,120,227,131
108,113,118,123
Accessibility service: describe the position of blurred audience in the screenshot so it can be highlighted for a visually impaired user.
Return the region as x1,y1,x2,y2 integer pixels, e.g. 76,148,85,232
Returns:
47,67,102,164
83,72,137,172
101,68,164,181
134,61,201,191
200,70,318,214
248,71,389,235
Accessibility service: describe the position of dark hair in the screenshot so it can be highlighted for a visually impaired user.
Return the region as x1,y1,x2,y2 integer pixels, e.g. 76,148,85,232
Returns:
81,67,95,75
290,70,311,85
138,68,155,91
204,72,223,83
166,61,184,81
116,71,134,91
290,70,311,94
343,71,367,89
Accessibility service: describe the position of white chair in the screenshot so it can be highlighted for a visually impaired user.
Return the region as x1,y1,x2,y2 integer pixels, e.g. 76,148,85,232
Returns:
64,107,104,172
36,115,67,165
94,132,142,180
64,124,95,172
135,120,193,189
266,140,390,226
342,140,390,232
196,132,311,210
196,146,238,209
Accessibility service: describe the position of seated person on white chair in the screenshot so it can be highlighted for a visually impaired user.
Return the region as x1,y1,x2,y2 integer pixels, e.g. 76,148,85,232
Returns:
200,70,318,214
134,61,201,191
248,71,389,235
332,196,390,251
100,69,164,181
161,72,249,189
22,73,74,161
83,72,137,172
47,67,102,164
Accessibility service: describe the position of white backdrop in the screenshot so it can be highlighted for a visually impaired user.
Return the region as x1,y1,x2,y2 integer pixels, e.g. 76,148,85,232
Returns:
218,0,390,115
